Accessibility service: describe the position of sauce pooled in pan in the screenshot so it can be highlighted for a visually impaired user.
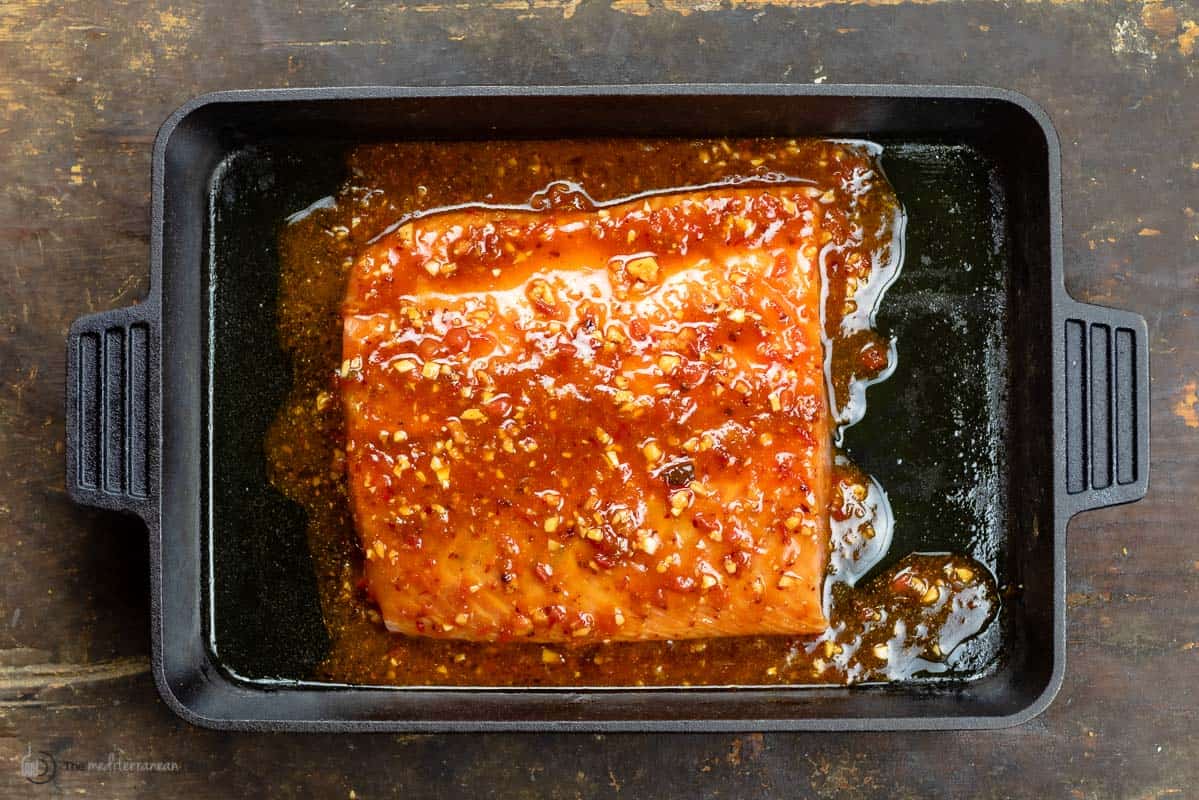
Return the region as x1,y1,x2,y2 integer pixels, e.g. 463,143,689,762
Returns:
268,138,998,686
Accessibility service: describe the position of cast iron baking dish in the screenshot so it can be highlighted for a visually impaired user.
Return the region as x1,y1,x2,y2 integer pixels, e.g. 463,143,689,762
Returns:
65,85,1149,732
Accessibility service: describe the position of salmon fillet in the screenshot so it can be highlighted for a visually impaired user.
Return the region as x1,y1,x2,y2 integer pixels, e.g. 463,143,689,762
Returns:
340,186,832,642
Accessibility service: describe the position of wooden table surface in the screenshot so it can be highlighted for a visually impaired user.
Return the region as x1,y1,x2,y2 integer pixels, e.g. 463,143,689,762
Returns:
1,1,1196,797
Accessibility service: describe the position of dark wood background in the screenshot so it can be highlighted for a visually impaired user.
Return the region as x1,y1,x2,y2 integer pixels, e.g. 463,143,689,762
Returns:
1,1,1196,797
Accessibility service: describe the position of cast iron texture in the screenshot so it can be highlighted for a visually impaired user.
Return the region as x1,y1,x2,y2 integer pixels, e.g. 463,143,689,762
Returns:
65,84,1149,732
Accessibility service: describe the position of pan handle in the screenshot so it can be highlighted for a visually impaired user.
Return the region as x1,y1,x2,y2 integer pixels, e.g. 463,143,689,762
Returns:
66,300,159,519
1059,300,1150,517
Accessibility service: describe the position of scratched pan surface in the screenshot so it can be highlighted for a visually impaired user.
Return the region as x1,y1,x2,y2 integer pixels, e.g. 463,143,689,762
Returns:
65,86,1149,731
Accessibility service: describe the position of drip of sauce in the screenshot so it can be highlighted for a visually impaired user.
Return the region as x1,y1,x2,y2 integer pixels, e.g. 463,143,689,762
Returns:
816,143,907,444
267,138,998,686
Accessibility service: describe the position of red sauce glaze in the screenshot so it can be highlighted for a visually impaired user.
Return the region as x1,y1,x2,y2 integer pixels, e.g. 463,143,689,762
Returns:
340,188,833,642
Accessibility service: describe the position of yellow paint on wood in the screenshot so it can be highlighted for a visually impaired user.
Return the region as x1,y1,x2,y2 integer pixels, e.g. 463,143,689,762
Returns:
1175,381,1198,429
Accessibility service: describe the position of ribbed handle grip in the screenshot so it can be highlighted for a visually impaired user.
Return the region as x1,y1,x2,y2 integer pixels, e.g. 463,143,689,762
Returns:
66,302,158,517
1061,302,1149,516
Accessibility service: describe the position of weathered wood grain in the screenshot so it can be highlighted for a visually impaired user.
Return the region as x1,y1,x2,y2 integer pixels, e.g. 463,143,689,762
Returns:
1,0,1196,797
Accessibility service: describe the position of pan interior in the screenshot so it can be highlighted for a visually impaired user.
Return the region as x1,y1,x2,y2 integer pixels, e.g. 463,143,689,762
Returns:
204,138,1009,685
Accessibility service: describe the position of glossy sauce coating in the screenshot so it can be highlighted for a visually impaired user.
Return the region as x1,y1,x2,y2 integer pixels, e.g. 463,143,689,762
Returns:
342,187,831,641
268,138,999,686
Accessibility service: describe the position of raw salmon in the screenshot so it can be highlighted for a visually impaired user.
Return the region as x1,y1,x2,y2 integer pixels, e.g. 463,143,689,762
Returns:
340,186,831,642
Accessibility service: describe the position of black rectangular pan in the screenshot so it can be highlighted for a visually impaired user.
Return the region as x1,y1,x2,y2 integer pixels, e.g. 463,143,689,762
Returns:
65,85,1149,731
